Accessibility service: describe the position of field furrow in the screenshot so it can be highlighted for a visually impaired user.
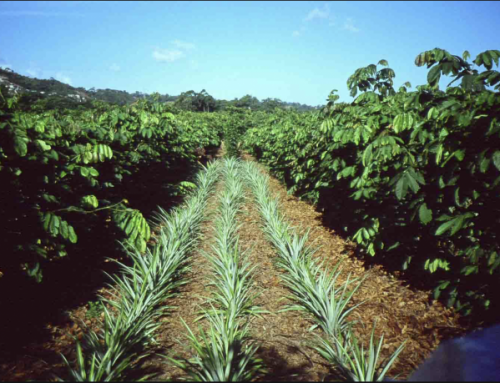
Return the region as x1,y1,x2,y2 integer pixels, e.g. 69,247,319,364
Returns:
238,175,331,381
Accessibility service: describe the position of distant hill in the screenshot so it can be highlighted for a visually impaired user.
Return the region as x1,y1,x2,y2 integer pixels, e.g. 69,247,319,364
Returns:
0,67,89,102
0,68,178,107
0,67,316,112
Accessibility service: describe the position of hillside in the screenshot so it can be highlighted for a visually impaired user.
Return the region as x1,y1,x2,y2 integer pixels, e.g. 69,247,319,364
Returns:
0,67,89,101
0,68,316,111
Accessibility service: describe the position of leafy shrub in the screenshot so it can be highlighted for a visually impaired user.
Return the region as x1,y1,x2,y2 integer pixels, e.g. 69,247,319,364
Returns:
245,48,500,317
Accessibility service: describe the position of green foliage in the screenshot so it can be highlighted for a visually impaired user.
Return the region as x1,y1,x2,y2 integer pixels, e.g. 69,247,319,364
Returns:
174,89,217,112
169,313,263,382
221,107,254,158
0,91,222,281
315,324,407,382
244,48,500,317
169,159,265,381
113,207,151,253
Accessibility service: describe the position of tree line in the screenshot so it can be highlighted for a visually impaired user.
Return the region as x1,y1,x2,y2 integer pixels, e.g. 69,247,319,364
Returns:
0,67,316,112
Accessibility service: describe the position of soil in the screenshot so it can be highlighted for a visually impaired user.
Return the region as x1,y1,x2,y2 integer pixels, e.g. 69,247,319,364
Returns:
0,150,470,382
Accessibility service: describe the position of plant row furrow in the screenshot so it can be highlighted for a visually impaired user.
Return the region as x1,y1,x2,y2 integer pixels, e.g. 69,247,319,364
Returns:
169,158,264,382
61,160,221,381
243,161,406,382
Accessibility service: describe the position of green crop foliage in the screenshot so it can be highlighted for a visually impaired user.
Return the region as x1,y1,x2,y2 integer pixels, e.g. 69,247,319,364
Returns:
220,107,254,158
0,94,223,282
244,48,500,317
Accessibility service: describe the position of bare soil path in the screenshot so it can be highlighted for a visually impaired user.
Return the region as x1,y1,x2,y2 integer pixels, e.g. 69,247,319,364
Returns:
238,181,331,381
143,177,227,381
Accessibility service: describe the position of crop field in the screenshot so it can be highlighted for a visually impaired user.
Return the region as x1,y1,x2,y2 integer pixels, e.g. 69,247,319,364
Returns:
1,46,499,382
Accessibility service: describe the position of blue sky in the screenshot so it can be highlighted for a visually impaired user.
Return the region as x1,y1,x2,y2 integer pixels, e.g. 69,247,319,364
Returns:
1,1,499,106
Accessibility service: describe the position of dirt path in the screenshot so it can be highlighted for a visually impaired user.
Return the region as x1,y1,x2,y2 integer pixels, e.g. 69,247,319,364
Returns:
238,182,331,381
242,152,467,379
137,177,226,381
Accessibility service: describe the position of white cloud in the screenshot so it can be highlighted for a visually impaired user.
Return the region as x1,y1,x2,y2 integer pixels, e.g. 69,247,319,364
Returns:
152,40,195,64
55,72,72,85
153,48,185,63
305,4,330,22
294,4,335,37
0,64,12,70
171,40,196,51
343,17,360,32
109,63,121,72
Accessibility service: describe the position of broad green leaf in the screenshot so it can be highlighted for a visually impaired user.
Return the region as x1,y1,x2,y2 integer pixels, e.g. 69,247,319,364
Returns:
36,139,51,151
395,176,408,200
436,145,444,165
68,225,78,243
82,195,99,209
14,136,28,156
480,157,491,173
427,107,438,120
492,151,500,171
49,215,60,235
125,214,136,235
455,149,465,161
80,167,89,177
435,213,474,236
405,171,421,194
419,203,433,225
461,265,478,276
427,65,441,85
60,220,69,239
42,213,53,232
435,218,457,236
